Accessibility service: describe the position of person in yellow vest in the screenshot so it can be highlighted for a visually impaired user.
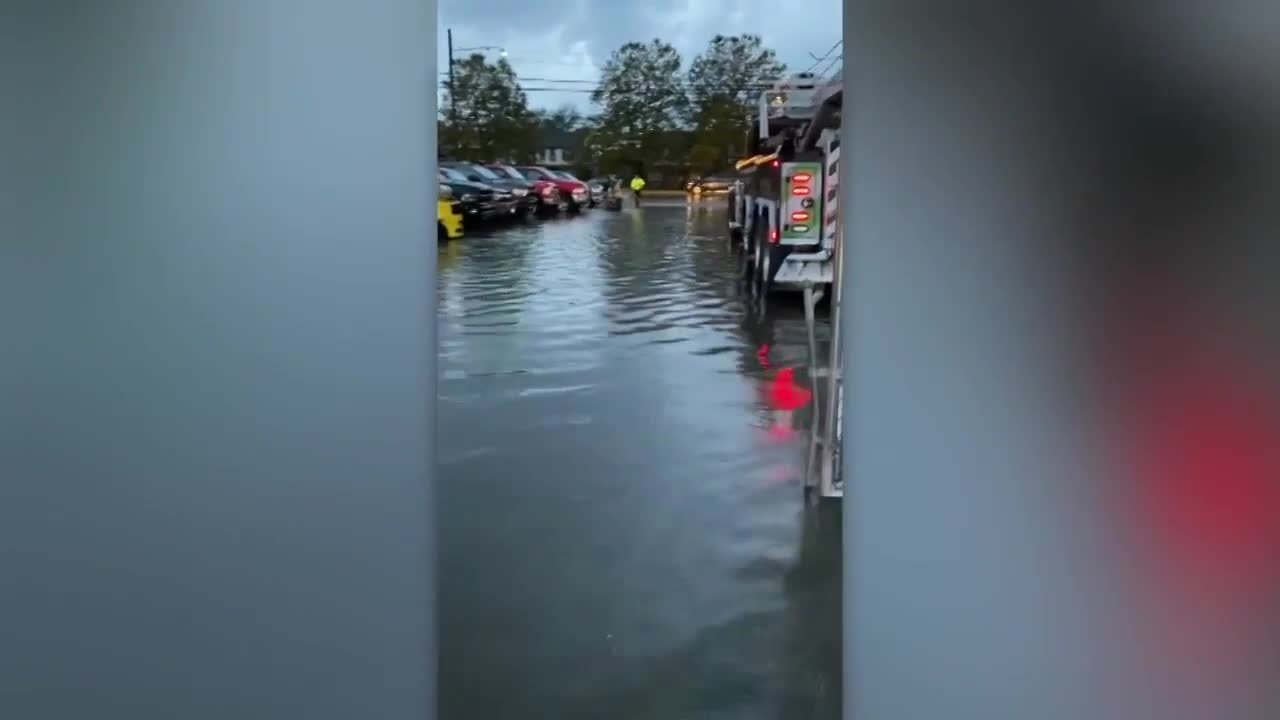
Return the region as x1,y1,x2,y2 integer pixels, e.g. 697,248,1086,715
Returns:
629,174,646,207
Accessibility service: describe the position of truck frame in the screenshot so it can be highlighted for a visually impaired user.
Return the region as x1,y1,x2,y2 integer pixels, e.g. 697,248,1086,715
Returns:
728,71,845,502
728,72,841,302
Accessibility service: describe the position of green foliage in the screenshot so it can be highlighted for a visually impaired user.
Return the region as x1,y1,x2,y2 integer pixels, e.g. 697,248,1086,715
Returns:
436,35,788,183
685,35,785,173
538,104,584,133
441,54,539,162
588,40,689,176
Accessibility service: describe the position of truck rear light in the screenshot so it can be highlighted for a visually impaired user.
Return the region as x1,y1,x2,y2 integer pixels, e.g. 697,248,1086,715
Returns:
791,225,809,233
791,211,809,222
769,229,779,243
791,187,810,196
792,173,812,183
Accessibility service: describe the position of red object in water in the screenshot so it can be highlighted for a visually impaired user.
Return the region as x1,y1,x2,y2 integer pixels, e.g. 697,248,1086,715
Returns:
757,344,771,369
769,368,812,412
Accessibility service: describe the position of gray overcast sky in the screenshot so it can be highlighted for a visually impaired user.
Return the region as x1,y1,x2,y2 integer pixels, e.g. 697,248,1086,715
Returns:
438,0,842,112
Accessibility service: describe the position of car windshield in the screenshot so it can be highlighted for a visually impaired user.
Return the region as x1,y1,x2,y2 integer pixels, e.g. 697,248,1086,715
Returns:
439,167,469,182
552,171,579,181
490,165,524,180
466,165,502,181
519,168,546,180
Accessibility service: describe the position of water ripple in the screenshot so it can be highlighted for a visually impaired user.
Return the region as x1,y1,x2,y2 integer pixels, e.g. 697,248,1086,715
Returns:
436,203,840,720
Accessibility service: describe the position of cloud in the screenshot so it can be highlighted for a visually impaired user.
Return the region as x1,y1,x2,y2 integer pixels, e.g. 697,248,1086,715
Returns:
439,0,840,109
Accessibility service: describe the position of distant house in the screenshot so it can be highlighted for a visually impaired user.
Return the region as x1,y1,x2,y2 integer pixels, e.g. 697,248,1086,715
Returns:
535,127,586,168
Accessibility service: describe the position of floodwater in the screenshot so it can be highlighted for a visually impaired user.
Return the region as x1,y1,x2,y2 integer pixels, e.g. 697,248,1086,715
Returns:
437,200,841,719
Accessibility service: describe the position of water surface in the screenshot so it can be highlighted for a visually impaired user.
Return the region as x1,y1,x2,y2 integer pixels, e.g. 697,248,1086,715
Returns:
438,202,841,719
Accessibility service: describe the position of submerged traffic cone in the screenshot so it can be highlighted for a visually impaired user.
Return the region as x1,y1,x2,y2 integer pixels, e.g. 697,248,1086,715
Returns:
769,367,812,412
765,367,812,440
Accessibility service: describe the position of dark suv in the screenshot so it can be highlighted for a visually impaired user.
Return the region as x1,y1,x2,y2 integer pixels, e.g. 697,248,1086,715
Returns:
437,170,504,222
437,168,516,221
442,162,540,217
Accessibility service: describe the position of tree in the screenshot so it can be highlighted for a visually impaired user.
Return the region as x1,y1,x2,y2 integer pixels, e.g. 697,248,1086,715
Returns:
441,54,539,162
538,104,584,133
684,35,785,173
589,40,688,176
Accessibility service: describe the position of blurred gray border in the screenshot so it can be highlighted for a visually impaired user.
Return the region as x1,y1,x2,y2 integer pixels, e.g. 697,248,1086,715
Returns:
1,2,438,718
839,4,854,717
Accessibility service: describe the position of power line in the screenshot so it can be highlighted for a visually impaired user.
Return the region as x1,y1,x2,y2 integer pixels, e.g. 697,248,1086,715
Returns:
804,40,843,73
814,53,842,78
441,85,781,96
437,72,779,90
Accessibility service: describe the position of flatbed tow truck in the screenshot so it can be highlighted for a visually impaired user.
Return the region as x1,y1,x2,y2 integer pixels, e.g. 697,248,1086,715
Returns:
729,71,844,502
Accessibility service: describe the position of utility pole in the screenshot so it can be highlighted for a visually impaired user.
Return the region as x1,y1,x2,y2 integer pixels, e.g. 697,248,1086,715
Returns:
446,28,456,126
442,34,504,156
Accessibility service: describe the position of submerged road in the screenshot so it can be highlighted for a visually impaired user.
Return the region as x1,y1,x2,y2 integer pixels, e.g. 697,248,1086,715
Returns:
437,199,841,719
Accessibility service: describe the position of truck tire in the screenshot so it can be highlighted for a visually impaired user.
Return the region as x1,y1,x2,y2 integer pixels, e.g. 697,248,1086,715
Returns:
762,244,788,290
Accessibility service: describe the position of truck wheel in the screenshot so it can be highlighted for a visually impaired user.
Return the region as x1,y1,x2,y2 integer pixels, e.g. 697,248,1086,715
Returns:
741,220,760,279
762,244,787,290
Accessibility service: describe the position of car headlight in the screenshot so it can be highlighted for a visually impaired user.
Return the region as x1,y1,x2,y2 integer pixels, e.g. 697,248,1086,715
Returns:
512,187,528,197
460,194,476,203
439,184,453,200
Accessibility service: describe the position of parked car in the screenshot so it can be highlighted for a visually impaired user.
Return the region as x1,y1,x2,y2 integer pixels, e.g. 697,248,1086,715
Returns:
437,169,515,221
585,177,615,206
687,175,734,197
515,165,591,212
486,163,567,214
442,162,541,217
437,184,464,241
550,170,603,207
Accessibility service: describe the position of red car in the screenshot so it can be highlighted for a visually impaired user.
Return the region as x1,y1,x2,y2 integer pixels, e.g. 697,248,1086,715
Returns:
515,166,591,212
485,164,566,213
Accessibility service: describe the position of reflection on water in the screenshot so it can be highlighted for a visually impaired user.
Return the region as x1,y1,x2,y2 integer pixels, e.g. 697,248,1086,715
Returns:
437,203,840,719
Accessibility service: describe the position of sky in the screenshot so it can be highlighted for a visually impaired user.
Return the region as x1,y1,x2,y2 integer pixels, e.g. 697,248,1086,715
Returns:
438,0,843,112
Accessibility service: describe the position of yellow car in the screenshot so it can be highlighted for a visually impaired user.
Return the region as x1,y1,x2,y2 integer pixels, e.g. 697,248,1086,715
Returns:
438,185,464,241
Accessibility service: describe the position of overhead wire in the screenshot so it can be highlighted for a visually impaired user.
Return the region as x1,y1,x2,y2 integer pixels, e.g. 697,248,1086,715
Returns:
814,53,842,78
803,39,843,74
438,80,781,95
439,72,780,89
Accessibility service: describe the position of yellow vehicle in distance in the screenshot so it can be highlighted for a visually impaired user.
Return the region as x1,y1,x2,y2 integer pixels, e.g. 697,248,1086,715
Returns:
438,184,464,241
